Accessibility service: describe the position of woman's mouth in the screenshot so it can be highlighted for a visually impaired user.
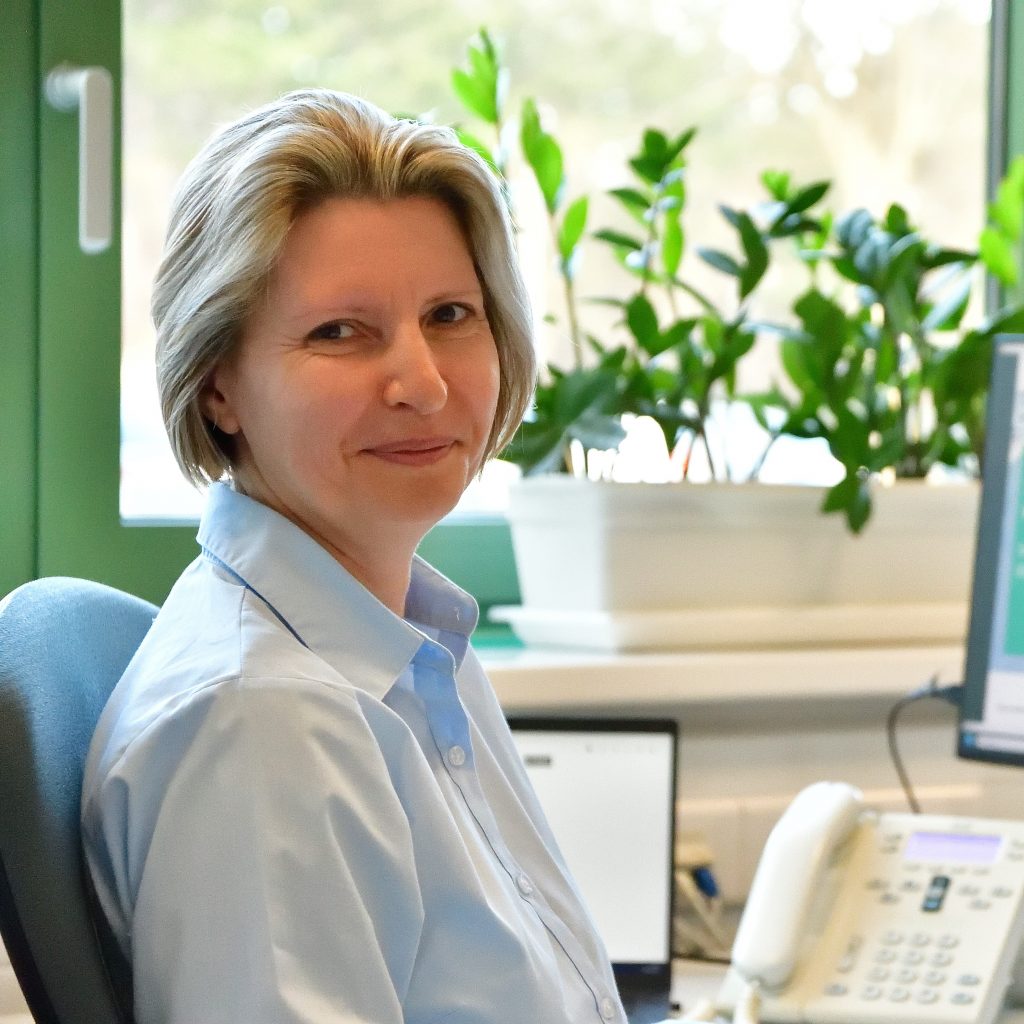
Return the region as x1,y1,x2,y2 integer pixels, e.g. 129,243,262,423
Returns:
365,438,456,466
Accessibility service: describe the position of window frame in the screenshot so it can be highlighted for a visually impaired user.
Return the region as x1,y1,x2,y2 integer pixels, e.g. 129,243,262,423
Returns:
2,0,1018,615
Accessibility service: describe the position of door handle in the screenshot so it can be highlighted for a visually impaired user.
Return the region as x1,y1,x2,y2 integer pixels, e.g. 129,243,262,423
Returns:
45,63,114,255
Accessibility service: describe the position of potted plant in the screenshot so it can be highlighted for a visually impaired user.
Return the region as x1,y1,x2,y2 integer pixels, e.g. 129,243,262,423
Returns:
444,31,1024,650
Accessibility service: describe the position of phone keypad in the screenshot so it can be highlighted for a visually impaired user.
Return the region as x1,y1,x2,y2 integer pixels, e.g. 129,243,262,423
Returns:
826,928,986,1010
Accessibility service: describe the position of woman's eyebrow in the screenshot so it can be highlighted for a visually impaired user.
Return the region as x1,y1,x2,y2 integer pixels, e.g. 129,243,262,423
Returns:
280,297,379,324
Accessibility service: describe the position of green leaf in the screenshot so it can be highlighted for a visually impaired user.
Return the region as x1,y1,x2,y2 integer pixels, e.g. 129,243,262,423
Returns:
552,366,618,422
979,226,1018,285
921,274,972,331
988,157,1024,240
821,474,873,532
698,248,742,277
558,195,589,262
609,187,652,225
626,293,661,354
924,247,975,270
503,419,569,474
737,212,769,298
978,303,1024,336
660,318,696,352
785,180,830,216
520,98,564,214
594,229,643,251
662,216,684,279
628,156,665,184
451,68,498,124
667,126,697,162
718,204,741,229
836,209,874,251
761,170,791,201
568,411,628,451
642,128,669,161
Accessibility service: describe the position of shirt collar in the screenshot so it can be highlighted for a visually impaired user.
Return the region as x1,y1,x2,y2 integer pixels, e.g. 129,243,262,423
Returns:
196,483,479,699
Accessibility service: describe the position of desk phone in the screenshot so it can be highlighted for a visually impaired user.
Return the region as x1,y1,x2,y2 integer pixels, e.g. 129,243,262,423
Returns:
716,782,1024,1024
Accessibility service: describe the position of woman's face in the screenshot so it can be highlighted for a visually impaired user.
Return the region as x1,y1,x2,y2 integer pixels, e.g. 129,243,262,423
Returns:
203,195,501,564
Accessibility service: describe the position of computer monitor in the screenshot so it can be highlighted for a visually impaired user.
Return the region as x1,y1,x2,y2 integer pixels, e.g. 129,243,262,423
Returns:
959,334,1024,765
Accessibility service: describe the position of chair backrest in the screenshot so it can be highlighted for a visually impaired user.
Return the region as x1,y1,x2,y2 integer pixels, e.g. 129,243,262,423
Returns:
0,577,158,1024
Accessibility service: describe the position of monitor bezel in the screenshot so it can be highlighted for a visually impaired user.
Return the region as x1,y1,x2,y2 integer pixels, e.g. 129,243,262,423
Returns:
958,333,1024,766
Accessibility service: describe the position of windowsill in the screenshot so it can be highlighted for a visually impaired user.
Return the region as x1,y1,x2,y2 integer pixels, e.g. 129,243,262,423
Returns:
478,640,967,717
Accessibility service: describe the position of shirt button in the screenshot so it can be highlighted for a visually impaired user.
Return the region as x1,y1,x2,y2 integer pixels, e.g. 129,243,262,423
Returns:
447,745,466,767
516,873,534,897
600,996,616,1019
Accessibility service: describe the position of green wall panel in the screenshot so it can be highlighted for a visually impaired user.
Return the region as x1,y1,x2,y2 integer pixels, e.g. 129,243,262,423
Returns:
1,0,39,597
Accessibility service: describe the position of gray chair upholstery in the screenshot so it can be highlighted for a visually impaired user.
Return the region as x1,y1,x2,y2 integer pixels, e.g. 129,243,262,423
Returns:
0,577,157,1024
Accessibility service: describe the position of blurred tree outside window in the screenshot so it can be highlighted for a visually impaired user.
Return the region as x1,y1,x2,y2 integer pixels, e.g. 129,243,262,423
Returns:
121,0,991,520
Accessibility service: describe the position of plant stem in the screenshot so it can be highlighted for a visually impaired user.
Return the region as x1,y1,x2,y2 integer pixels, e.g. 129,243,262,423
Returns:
748,432,780,482
549,217,584,369
699,425,719,481
681,433,695,481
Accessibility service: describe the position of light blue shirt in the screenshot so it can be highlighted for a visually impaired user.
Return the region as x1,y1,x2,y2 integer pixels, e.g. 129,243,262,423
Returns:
82,483,625,1024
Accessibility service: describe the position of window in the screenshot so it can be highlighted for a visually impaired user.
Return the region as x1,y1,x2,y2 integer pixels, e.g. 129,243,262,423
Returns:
121,0,992,517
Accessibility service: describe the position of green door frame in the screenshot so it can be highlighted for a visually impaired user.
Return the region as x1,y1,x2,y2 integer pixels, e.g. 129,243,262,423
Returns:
1,0,41,599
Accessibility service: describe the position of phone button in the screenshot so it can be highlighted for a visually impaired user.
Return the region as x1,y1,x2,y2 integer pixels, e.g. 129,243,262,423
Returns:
861,985,884,1001
889,987,911,1002
937,934,959,949
952,992,977,1005
824,983,849,997
902,952,925,966
875,950,898,964
882,930,904,945
868,967,890,982
897,969,918,984
916,989,940,1004
924,970,947,986
910,932,931,946
931,952,955,967
957,974,982,987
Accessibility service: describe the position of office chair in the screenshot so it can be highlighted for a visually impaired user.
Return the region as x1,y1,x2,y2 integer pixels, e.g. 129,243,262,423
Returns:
0,577,158,1024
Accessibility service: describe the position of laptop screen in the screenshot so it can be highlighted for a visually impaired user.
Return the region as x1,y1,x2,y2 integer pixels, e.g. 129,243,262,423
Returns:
507,719,678,974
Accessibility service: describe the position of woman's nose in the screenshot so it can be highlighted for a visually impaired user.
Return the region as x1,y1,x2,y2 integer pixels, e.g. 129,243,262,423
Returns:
381,325,449,413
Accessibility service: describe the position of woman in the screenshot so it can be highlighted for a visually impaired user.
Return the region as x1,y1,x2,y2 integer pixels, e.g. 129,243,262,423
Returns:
81,91,626,1024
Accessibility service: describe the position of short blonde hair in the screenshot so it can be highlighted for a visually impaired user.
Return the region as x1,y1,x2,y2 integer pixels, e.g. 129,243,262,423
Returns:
153,90,536,485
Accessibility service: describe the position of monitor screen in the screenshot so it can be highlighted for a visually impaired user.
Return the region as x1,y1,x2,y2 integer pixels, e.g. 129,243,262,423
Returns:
959,334,1024,765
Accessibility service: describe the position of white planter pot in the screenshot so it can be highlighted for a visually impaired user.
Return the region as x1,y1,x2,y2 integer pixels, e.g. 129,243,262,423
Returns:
492,476,980,651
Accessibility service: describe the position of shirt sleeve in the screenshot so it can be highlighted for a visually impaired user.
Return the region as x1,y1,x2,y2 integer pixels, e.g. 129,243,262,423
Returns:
89,675,426,1024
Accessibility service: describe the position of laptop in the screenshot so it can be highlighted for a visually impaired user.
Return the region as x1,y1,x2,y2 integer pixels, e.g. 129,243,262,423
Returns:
507,718,679,1024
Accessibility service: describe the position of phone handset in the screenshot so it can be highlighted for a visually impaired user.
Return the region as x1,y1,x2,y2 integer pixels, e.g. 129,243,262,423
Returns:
730,781,865,991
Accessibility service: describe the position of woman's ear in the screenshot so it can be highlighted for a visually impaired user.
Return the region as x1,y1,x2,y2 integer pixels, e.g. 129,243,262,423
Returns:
199,367,242,436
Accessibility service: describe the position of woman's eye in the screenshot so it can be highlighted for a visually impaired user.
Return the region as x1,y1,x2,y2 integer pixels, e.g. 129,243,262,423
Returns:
308,321,355,342
432,303,471,325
